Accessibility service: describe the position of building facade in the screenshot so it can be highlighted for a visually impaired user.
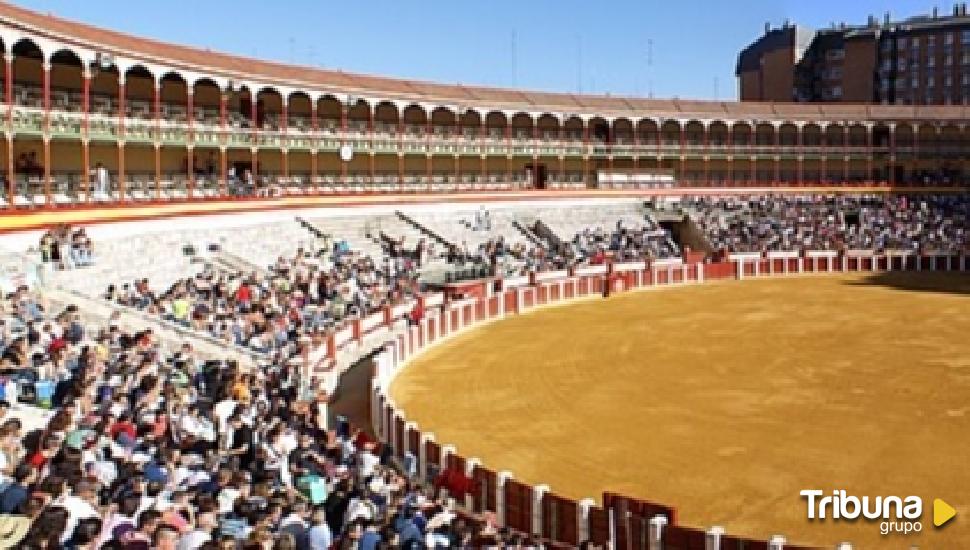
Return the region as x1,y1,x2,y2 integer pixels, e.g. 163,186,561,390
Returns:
0,3,967,212
739,5,970,105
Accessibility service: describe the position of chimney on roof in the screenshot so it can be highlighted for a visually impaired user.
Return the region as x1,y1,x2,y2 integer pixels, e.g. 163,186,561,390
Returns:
955,4,960,16
783,18,791,28
885,11,891,25
765,21,771,34
933,6,939,18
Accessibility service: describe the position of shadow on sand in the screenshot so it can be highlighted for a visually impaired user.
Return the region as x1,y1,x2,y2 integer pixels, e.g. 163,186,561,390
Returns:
844,270,970,296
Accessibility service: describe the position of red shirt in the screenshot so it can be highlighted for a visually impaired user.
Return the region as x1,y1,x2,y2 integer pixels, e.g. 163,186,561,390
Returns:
236,284,251,303
109,421,137,441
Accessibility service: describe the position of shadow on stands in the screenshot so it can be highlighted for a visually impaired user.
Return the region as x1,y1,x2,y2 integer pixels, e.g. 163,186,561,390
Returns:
845,270,970,296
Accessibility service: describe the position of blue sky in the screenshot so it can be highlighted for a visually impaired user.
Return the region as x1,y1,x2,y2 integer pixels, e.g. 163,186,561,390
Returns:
15,0,940,99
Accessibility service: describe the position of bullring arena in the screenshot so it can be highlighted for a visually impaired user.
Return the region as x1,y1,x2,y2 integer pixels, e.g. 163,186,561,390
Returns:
389,272,970,549
0,2,969,549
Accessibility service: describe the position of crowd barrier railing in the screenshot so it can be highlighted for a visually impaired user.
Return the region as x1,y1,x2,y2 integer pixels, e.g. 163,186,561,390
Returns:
345,251,968,549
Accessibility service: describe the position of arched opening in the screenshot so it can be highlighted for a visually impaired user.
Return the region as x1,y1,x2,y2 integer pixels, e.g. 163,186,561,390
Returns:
684,121,704,146
484,111,507,139
347,98,370,133
256,87,282,130
317,95,341,133
660,120,680,147
287,92,312,132
637,119,659,146
612,118,633,144
193,78,222,126
588,116,609,143
537,114,560,141
373,101,399,135
563,116,584,142
510,113,533,140
431,107,457,138
731,122,752,147
778,123,798,147
402,104,427,137
459,109,481,139
754,123,775,146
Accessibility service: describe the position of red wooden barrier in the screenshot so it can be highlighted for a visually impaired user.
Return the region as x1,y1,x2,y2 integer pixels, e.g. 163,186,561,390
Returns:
406,428,420,459
587,505,610,546
664,524,707,550
541,493,579,545
393,416,405,459
471,466,497,513
504,479,533,533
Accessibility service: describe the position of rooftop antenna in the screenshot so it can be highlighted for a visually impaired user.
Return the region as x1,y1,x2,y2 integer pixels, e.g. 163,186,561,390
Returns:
647,38,654,99
511,29,518,87
577,34,584,94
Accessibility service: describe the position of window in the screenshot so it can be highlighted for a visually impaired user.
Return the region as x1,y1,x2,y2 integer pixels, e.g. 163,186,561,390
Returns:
911,37,920,49
831,86,843,98
896,77,906,89
826,48,845,60
946,54,954,66
898,58,907,71
963,52,970,65
912,76,919,88
945,75,953,87
927,75,935,87
928,56,936,67
828,67,843,79
963,73,970,86
963,29,970,44
899,37,908,49
945,32,954,45
928,35,936,47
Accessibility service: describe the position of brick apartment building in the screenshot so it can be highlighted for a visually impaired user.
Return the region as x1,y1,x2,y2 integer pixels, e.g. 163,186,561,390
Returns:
738,4,970,104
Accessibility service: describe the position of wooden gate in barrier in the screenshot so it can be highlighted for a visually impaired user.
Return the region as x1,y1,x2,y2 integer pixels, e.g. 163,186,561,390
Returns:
504,479,533,534
541,493,579,546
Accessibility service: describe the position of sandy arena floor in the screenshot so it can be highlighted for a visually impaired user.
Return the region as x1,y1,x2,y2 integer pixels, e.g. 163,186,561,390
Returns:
390,272,970,548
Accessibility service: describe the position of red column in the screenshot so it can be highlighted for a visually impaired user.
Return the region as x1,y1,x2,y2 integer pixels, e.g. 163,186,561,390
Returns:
152,145,160,202
42,62,51,203
368,106,375,187
843,126,849,184
913,126,920,184
726,124,733,185
703,123,710,186
797,124,804,186
866,124,873,184
889,124,896,186
186,91,195,198
251,95,258,182
505,119,512,185
679,122,686,184
219,93,228,196
749,126,756,185
820,127,827,185
82,69,91,201
118,143,125,202
282,100,289,185
773,125,781,186
340,104,348,184
583,120,590,187
633,121,640,175
310,99,318,191
154,81,161,198
3,54,10,205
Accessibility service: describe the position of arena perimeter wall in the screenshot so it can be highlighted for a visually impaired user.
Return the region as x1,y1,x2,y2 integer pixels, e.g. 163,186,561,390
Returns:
356,250,968,550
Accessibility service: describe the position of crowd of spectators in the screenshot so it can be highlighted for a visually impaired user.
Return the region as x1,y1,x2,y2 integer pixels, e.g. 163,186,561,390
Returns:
0,277,561,548
105,242,421,360
686,194,970,254
38,224,94,269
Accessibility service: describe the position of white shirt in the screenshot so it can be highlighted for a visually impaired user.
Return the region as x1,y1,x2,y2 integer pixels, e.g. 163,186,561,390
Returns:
177,529,211,550
213,399,237,434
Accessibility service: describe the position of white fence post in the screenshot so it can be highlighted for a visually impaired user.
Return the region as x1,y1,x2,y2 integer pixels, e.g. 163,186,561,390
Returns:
648,515,668,550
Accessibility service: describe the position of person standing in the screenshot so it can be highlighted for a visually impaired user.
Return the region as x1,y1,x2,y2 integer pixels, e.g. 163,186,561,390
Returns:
93,162,110,198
